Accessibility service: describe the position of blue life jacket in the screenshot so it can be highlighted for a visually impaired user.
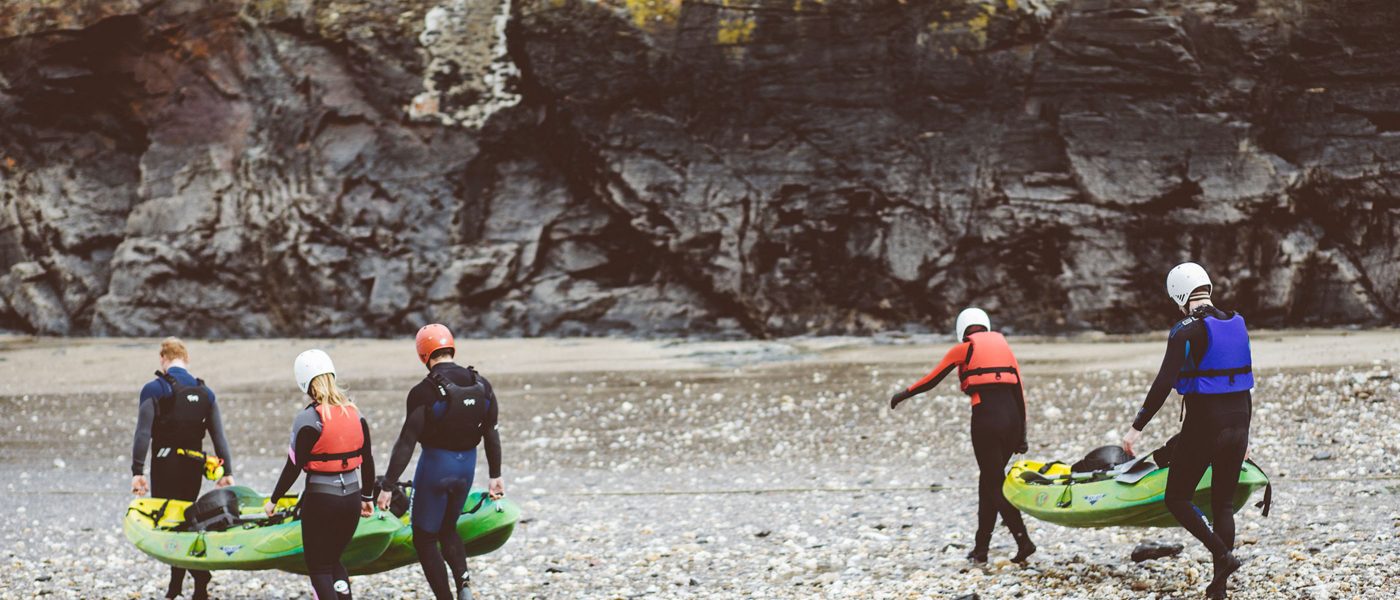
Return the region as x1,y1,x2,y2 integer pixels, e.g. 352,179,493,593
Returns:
1175,313,1254,395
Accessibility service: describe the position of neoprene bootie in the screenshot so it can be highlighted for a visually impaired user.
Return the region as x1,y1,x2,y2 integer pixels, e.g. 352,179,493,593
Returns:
1205,551,1242,598
1011,531,1037,563
967,531,991,563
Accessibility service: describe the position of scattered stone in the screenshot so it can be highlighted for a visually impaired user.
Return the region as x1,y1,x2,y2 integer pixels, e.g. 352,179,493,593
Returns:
1131,541,1184,562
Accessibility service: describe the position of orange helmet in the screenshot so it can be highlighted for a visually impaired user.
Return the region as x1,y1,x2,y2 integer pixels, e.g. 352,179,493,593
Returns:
415,324,455,365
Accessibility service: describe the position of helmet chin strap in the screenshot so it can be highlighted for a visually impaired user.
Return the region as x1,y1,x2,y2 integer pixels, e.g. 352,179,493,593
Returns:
1183,297,1214,314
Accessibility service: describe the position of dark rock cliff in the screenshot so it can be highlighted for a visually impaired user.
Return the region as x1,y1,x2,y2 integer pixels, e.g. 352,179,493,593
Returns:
1,0,1396,338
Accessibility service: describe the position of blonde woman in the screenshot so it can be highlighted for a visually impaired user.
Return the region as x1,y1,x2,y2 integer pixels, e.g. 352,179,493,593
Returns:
265,350,375,599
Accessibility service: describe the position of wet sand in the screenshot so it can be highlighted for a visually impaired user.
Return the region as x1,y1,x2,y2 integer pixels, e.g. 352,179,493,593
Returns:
1,331,1398,598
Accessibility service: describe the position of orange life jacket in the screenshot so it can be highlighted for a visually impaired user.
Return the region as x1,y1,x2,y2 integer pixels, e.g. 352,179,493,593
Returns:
958,331,1021,392
306,404,364,473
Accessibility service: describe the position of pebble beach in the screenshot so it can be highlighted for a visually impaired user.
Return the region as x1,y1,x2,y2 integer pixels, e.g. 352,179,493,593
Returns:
1,332,1397,599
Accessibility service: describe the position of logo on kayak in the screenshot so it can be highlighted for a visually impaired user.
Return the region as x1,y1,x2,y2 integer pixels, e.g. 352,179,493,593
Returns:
165,540,179,552
1035,492,1048,507
219,545,242,557
1084,493,1106,506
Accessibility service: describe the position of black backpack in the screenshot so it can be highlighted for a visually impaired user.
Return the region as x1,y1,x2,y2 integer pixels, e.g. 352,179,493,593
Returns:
182,488,240,532
152,371,214,450
422,369,492,448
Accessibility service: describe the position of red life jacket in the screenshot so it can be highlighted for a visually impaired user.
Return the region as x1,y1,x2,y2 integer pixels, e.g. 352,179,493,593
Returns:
958,331,1021,393
306,404,364,473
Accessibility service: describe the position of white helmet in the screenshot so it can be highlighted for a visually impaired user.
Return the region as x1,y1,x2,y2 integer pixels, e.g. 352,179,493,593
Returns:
955,307,992,341
294,349,336,394
1165,262,1212,308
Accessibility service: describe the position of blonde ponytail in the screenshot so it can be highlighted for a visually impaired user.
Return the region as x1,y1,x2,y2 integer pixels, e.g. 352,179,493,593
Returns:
308,373,352,418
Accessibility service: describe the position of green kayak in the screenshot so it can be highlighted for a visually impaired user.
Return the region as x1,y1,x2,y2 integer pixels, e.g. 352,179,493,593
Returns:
338,489,520,576
124,486,400,571
1003,459,1270,528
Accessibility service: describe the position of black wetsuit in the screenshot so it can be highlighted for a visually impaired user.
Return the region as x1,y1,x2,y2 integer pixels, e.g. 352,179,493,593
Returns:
893,333,1029,554
970,386,1029,547
131,368,233,599
270,406,375,600
381,362,501,600
1133,305,1251,558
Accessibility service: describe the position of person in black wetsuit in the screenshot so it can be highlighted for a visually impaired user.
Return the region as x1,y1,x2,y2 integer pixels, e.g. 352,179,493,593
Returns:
130,337,235,600
377,324,503,600
1122,262,1252,599
265,349,375,600
889,308,1035,564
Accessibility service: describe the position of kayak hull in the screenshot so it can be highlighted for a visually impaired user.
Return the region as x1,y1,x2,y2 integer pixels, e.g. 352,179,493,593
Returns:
1003,460,1269,528
123,486,400,571
341,490,520,576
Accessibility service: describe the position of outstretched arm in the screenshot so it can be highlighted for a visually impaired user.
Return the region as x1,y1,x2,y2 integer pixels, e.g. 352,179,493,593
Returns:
357,417,376,500
270,427,319,504
484,385,501,479
380,405,427,485
890,342,970,409
131,395,155,476
206,398,235,477
1132,331,1191,432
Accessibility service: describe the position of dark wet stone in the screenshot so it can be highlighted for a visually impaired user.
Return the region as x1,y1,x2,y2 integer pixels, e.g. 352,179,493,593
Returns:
1131,540,1184,562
